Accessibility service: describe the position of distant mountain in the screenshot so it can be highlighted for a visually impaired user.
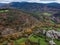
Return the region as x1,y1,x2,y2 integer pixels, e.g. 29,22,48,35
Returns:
0,3,6,6
46,3,60,9
0,2,60,12
8,2,60,12
9,2,60,9
0,3,9,9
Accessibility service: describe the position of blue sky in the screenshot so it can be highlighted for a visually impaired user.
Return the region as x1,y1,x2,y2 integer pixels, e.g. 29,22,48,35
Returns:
0,0,60,3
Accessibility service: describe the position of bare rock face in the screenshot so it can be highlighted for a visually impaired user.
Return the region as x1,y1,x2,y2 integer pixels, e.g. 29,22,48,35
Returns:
49,40,56,45
46,30,60,39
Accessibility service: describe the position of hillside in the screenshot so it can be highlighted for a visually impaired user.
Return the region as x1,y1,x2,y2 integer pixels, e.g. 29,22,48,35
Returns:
0,3,60,45
0,9,60,36
0,9,40,35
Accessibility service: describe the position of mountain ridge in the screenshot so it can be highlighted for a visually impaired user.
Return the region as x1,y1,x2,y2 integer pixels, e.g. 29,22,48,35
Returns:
0,2,60,23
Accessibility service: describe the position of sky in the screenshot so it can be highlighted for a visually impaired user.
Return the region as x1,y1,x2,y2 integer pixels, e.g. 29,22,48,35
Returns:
0,0,60,3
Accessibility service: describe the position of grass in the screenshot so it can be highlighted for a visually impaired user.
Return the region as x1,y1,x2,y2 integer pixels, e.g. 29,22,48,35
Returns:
0,10,9,12
56,28,60,31
29,34,60,45
13,34,60,45
50,20,55,24
14,38,26,45
29,35,48,45
43,12,52,16
54,39,60,45
17,38,26,43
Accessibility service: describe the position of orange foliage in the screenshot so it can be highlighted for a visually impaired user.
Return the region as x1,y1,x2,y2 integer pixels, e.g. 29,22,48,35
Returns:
25,28,32,34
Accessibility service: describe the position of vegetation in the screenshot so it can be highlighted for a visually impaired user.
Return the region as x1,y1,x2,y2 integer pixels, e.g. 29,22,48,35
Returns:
0,10,9,12
0,9,60,45
43,12,52,16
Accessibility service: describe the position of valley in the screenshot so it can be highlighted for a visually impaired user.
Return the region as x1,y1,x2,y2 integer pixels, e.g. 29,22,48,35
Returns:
0,2,60,45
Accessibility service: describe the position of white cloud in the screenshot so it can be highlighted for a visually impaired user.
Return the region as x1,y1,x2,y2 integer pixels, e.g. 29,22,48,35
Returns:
56,0,60,3
0,0,60,3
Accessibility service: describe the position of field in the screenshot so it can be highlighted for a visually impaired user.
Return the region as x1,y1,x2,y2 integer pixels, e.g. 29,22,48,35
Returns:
0,10,9,12
14,34,60,45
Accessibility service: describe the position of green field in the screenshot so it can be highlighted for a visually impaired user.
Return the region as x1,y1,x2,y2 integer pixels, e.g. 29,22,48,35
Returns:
43,12,52,16
14,34,60,45
0,10,9,12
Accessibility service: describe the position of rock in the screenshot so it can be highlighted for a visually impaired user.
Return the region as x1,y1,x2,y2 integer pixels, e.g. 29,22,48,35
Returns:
49,40,56,45
57,31,60,37
43,30,46,35
46,30,54,39
46,30,59,39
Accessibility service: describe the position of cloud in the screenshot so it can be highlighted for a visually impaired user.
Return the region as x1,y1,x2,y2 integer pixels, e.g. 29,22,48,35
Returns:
0,0,60,3
57,0,60,3
0,0,13,3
